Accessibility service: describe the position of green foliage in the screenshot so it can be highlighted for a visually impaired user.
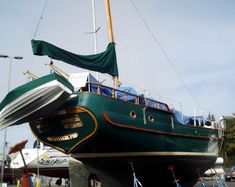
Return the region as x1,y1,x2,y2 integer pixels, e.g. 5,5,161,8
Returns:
220,117,235,167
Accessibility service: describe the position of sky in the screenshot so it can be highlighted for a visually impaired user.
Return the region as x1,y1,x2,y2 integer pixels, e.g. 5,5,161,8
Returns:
0,0,235,150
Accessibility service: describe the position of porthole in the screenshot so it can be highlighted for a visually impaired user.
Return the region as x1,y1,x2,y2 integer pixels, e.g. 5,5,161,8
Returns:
130,111,137,119
148,115,154,123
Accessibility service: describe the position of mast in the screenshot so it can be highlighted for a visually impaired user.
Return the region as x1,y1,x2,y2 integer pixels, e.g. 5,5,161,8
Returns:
105,0,114,43
92,0,98,54
91,0,99,81
105,0,118,87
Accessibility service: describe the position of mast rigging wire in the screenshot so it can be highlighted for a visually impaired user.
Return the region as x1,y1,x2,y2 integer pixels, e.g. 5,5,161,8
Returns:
128,0,201,109
33,0,49,38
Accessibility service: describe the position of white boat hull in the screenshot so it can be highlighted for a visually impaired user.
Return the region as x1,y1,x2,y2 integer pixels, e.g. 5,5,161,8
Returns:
0,80,72,129
11,147,78,178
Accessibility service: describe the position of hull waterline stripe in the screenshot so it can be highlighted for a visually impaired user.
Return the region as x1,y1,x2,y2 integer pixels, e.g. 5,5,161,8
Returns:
71,151,217,158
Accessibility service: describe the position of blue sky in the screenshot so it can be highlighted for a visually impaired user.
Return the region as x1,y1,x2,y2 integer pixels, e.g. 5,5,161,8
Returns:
0,0,235,149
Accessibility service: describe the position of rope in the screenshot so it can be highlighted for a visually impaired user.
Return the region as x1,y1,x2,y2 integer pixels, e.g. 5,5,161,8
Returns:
33,0,49,38
128,0,201,109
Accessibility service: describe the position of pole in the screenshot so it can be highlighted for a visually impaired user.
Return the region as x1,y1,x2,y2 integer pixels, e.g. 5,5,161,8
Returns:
104,0,119,88
0,55,23,185
7,58,13,93
179,102,183,121
91,0,99,81
0,133,7,184
19,150,28,174
92,0,98,54
105,0,114,43
193,108,196,126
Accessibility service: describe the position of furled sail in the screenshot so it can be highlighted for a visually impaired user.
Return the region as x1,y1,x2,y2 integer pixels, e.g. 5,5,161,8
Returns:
31,40,119,77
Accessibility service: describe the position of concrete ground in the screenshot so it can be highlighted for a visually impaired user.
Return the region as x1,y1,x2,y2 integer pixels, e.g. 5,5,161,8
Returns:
4,180,235,187
194,180,234,187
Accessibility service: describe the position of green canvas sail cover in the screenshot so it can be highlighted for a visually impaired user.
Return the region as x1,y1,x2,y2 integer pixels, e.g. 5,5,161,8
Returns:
31,39,119,77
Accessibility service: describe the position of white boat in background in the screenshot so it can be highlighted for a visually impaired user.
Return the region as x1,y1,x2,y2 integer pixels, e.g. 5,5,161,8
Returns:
204,157,225,180
10,142,78,179
0,73,74,129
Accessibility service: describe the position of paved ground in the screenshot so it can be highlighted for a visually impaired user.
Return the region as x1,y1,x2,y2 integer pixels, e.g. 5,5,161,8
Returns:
4,180,235,187
194,180,234,187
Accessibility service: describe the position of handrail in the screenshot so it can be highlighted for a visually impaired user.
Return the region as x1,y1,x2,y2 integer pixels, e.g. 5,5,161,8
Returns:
85,82,172,113
78,82,223,130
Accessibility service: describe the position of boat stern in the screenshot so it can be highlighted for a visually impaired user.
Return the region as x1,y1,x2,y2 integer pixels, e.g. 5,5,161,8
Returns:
29,106,98,154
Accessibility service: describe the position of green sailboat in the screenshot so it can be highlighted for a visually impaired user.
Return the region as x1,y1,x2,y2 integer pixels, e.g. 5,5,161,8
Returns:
0,0,226,186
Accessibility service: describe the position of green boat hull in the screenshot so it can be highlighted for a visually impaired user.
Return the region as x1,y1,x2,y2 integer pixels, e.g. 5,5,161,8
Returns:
30,92,220,154
29,91,222,186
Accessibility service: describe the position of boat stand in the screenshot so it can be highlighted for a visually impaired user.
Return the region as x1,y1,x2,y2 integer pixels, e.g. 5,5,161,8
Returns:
212,175,228,187
129,162,143,187
204,168,228,187
197,170,207,187
168,166,181,187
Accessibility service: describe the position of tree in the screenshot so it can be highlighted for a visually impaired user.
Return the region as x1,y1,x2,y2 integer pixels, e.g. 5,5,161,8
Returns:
220,116,235,167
